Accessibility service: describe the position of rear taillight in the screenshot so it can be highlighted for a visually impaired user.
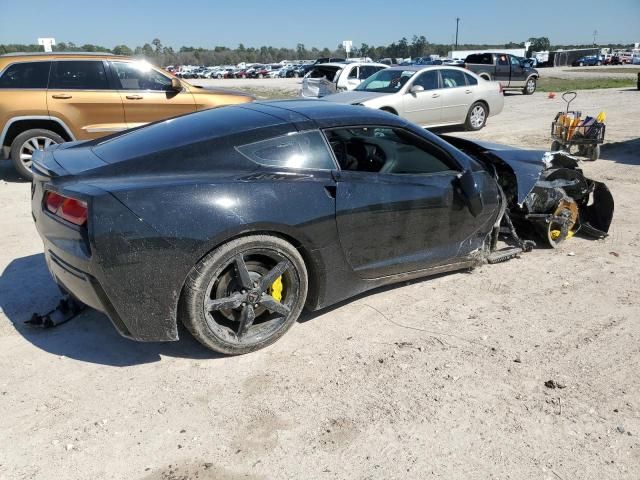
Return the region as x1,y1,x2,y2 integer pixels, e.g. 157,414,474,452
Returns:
44,191,88,226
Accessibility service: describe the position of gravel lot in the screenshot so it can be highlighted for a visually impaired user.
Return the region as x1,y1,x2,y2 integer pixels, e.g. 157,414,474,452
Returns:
1,87,639,480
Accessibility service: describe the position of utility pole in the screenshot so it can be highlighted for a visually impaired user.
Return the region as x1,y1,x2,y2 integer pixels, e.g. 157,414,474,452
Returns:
455,17,460,49
593,30,598,46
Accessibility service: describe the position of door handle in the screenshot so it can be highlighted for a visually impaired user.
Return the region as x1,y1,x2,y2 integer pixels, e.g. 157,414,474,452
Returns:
51,94,72,99
431,93,440,98
126,94,143,100
465,90,472,94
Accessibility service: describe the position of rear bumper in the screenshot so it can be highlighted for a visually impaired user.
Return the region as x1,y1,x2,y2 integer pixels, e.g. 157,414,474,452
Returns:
44,248,135,338
31,175,181,342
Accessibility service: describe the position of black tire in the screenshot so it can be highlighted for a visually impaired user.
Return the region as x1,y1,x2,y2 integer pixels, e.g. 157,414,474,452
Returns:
588,145,600,161
10,129,64,180
551,140,562,151
180,235,308,355
465,102,488,131
523,77,536,95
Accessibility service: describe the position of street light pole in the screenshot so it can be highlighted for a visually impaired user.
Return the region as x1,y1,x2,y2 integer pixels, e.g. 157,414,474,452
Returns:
593,30,598,46
455,17,460,49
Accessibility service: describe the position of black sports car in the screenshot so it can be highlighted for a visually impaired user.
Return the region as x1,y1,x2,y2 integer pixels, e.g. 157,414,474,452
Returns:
31,101,613,354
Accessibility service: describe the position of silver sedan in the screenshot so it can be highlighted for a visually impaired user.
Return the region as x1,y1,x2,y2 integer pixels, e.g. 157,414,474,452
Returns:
323,66,504,131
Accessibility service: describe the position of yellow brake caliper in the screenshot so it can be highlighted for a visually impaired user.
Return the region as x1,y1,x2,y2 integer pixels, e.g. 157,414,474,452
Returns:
269,276,284,302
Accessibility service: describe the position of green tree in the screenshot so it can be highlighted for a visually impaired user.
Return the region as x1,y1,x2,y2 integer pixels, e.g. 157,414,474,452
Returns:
113,45,133,56
152,38,162,55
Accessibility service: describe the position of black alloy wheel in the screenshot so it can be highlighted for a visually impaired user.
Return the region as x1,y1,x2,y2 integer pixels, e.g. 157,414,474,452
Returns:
181,235,308,354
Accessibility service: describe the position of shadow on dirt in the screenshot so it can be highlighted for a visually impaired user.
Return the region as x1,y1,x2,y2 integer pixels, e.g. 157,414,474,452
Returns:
0,253,221,366
600,138,640,165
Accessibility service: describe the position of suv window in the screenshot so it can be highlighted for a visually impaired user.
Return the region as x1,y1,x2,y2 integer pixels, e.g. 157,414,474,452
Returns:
348,66,359,79
236,131,336,170
324,127,452,174
497,55,509,66
413,70,439,90
50,61,109,90
0,61,51,89
111,61,172,91
440,69,467,88
510,55,522,67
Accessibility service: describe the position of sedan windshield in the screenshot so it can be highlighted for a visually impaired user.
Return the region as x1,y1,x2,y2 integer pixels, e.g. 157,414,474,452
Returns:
355,69,416,93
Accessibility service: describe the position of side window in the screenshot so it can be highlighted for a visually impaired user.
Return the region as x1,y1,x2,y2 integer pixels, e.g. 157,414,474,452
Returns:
440,69,467,88
510,55,521,67
0,61,51,89
348,66,358,79
413,70,439,90
497,55,509,66
358,66,383,79
111,61,172,91
324,127,453,174
50,61,109,90
236,131,336,170
464,72,478,85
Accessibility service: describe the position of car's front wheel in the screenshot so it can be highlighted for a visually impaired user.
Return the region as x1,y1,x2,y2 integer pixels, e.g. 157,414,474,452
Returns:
180,235,308,355
465,102,488,131
10,129,64,180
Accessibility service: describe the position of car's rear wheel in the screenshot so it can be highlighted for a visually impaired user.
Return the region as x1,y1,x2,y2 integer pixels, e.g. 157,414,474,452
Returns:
10,129,63,180
465,102,487,131
523,77,536,95
181,235,308,355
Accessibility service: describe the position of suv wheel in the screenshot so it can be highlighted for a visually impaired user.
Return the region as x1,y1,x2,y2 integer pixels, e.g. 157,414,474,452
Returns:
10,129,64,180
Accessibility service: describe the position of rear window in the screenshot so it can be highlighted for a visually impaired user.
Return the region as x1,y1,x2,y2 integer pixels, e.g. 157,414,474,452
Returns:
236,131,335,170
464,72,478,85
50,61,109,90
465,53,493,65
308,66,342,81
0,61,51,89
441,69,467,88
92,107,282,164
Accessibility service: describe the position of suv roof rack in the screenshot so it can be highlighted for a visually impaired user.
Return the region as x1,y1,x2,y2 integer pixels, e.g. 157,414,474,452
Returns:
0,51,120,57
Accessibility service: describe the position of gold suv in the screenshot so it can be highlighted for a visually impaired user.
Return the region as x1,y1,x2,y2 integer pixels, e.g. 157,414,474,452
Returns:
0,52,254,178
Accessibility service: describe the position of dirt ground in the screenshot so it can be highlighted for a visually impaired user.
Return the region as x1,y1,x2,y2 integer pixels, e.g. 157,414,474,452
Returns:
0,87,639,480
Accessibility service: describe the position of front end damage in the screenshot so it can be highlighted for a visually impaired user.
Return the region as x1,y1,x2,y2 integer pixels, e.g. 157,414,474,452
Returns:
516,152,614,247
443,136,614,255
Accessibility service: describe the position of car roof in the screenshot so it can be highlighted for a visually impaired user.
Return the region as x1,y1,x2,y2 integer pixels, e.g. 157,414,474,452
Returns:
0,51,123,60
248,100,408,129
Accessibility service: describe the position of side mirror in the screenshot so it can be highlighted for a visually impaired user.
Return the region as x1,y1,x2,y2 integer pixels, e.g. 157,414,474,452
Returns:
409,85,424,94
171,78,182,91
457,169,484,217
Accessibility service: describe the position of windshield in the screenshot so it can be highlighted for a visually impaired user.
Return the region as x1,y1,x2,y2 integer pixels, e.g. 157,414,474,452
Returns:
355,69,416,93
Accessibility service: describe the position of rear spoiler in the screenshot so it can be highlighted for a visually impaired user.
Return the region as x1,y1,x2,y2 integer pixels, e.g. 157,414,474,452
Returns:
31,149,67,179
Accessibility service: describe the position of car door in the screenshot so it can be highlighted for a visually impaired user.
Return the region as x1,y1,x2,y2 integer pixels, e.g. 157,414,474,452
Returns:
109,60,196,129
47,60,126,139
325,126,481,279
438,69,472,124
508,55,526,86
402,69,442,125
495,54,511,85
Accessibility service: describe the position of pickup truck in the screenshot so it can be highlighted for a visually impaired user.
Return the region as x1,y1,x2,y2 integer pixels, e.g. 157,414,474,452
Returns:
464,53,539,95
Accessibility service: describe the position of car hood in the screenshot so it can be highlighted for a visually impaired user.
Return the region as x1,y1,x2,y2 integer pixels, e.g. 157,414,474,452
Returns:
441,136,576,205
322,90,389,105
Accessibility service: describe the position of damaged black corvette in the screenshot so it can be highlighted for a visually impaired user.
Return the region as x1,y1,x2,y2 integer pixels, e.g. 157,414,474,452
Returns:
31,101,613,354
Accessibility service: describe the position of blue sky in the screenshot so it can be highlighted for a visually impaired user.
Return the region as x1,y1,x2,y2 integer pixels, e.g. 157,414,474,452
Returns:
0,0,638,49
